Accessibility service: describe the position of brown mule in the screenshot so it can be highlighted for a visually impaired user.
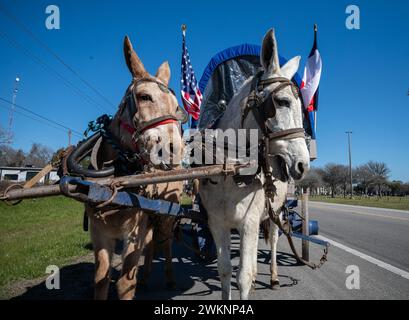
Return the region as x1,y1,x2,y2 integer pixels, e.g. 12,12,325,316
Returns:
86,36,184,300
140,181,181,290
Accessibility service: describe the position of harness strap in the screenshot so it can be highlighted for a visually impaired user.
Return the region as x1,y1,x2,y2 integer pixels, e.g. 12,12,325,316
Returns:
242,73,304,141
266,199,328,270
267,128,305,140
120,121,136,135
137,116,179,133
263,166,328,270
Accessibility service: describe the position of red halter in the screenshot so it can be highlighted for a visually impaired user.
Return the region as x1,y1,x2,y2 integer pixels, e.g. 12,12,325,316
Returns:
139,118,178,133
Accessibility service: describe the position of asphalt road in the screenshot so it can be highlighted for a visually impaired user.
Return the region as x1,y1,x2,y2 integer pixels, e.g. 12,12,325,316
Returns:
309,202,409,273
10,202,409,300
128,201,409,300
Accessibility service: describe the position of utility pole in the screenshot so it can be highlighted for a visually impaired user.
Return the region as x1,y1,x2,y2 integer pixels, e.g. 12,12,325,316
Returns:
346,131,353,198
7,76,20,145
301,189,310,261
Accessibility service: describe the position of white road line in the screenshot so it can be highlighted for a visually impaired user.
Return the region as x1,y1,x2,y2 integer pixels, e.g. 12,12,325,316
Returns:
316,235,409,280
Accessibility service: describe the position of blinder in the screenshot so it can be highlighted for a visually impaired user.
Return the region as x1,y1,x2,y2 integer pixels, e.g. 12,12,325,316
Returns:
258,94,276,119
242,72,305,141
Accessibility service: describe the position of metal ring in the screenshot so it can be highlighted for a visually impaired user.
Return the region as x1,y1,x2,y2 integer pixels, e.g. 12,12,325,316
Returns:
96,182,123,209
2,184,24,206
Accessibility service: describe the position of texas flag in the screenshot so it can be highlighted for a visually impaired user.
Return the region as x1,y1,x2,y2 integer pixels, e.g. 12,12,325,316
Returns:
300,24,322,140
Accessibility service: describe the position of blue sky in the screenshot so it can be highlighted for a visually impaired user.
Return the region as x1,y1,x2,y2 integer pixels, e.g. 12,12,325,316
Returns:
0,0,408,181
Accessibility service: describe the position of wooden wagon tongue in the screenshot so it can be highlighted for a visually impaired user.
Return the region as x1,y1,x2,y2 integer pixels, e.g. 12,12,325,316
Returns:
1,162,254,204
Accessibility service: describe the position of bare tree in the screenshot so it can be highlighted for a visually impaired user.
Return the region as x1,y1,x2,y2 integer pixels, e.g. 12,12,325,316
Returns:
12,149,25,167
25,143,53,167
0,145,26,166
366,161,390,197
322,163,348,198
296,168,323,194
0,125,9,145
0,145,14,166
354,164,373,195
339,165,350,197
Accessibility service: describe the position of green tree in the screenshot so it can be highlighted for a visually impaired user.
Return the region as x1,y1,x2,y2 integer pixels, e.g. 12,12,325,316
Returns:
387,180,404,196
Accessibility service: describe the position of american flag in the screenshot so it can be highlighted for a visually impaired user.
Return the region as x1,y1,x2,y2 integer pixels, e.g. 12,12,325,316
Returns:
180,27,202,122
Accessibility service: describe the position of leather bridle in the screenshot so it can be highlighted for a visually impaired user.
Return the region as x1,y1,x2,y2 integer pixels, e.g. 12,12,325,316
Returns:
119,77,181,138
241,71,306,193
241,72,305,141
65,78,184,178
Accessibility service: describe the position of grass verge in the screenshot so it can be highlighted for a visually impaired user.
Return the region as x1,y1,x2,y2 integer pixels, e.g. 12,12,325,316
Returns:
0,196,90,294
310,195,409,211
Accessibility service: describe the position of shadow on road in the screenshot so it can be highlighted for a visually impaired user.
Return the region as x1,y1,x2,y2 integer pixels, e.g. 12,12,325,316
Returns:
10,233,301,299
12,262,96,300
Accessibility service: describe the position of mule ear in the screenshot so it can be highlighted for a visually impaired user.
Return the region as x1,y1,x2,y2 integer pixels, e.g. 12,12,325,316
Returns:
156,61,171,86
280,56,301,80
260,28,280,73
123,36,148,79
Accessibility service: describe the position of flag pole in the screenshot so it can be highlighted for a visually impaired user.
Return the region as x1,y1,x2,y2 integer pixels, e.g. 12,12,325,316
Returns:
181,24,190,129
313,23,318,135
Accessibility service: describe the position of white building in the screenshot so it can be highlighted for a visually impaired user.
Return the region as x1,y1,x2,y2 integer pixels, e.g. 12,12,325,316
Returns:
0,166,59,183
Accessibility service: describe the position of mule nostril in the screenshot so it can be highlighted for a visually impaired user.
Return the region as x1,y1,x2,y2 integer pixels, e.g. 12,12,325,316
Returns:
157,136,162,143
297,162,305,175
169,143,174,154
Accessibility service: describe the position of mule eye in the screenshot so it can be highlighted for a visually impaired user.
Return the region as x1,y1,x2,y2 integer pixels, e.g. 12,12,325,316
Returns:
275,97,290,108
138,94,153,102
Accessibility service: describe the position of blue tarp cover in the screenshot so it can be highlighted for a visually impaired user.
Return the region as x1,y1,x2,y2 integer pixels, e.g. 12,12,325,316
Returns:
197,44,311,136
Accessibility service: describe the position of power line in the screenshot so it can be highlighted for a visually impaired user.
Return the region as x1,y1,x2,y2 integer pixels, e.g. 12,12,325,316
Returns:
0,97,83,137
0,30,111,114
0,3,115,109
0,103,81,138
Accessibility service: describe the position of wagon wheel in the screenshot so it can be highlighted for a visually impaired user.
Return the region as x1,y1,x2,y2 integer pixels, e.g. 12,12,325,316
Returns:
3,184,24,206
